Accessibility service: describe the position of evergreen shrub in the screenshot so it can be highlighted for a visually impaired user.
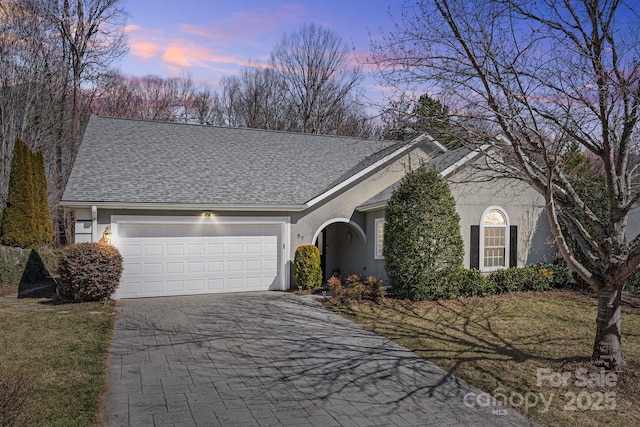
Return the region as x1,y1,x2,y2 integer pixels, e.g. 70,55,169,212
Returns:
293,245,322,290
0,139,52,248
384,166,463,300
488,264,571,293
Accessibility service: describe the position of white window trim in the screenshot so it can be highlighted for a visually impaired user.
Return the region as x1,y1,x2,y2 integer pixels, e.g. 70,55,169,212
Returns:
375,218,385,259
479,206,510,272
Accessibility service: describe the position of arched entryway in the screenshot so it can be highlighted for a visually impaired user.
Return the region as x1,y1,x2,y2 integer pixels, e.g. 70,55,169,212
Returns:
312,219,366,281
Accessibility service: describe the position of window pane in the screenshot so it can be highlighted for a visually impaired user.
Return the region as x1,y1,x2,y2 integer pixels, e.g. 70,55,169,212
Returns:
375,219,385,258
483,210,506,225
484,248,505,267
483,226,505,267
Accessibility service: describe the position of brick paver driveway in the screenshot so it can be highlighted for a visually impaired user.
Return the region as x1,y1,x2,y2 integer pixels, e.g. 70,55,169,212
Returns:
103,292,535,426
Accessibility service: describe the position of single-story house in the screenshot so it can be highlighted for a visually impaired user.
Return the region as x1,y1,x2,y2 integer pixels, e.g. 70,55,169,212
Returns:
61,116,558,299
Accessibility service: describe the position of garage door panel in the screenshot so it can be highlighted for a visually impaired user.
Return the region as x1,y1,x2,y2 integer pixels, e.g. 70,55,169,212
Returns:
226,277,244,289
145,263,163,275
187,243,205,255
207,278,224,290
144,281,164,293
264,259,277,271
123,263,142,275
116,222,283,298
187,279,204,291
227,260,244,272
246,260,262,271
166,262,184,274
144,244,163,256
207,261,224,273
166,280,185,292
227,243,243,255
120,244,142,257
166,244,184,256
246,243,262,254
208,243,224,254
188,262,205,273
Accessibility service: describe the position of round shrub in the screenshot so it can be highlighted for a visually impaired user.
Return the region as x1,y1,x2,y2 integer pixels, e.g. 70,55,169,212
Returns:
57,243,123,301
293,245,322,290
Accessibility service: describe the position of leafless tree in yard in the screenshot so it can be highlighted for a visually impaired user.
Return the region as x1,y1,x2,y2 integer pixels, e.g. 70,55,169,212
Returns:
270,23,366,135
0,0,128,243
372,0,640,368
0,0,63,210
211,67,293,130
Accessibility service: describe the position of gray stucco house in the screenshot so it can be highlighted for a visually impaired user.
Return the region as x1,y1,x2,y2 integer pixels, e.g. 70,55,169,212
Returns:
61,115,557,299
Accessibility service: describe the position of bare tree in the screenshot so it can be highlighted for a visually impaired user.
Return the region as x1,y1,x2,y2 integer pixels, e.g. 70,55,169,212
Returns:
93,70,141,118
373,0,640,368
0,0,64,209
7,0,129,243
270,23,365,135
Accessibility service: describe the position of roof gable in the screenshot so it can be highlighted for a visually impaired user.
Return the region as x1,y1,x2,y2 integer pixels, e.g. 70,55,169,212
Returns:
356,146,482,212
62,116,412,209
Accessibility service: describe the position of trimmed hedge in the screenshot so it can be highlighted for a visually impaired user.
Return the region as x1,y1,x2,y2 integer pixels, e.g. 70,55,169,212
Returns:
293,245,322,290
57,243,123,301
489,264,571,293
391,264,572,301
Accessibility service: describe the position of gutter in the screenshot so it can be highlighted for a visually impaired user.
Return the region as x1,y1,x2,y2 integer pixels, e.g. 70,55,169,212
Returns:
59,201,308,212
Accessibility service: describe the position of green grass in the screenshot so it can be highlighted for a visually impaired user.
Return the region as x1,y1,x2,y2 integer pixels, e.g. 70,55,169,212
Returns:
325,290,640,427
0,293,115,426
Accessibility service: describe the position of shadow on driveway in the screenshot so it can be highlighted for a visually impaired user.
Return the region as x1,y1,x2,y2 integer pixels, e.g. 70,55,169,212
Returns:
103,292,536,426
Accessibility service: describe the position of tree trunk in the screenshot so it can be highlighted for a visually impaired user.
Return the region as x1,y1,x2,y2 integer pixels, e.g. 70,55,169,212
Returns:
592,286,626,369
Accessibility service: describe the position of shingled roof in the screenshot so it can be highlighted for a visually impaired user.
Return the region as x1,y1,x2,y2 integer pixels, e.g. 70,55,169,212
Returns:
61,116,414,209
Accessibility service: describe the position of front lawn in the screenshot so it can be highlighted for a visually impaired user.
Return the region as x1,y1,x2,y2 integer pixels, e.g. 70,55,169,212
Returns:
325,290,640,427
0,295,115,426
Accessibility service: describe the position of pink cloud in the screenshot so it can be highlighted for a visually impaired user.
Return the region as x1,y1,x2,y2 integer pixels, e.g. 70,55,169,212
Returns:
124,24,142,33
131,42,160,59
161,42,269,69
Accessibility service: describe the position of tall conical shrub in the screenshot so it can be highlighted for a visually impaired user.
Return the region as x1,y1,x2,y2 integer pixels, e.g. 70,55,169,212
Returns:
384,166,463,300
293,245,322,290
0,139,53,248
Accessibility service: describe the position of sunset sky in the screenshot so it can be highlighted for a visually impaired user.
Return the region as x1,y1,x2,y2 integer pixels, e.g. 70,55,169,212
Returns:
121,0,400,109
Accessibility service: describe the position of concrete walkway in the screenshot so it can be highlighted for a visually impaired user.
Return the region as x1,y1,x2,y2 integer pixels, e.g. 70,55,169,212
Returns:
102,292,535,426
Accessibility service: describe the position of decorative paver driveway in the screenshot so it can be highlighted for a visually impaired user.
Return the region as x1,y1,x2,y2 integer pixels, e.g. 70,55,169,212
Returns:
103,292,535,426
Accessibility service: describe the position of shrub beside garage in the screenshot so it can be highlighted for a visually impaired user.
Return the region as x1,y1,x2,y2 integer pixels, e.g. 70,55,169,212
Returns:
57,243,123,302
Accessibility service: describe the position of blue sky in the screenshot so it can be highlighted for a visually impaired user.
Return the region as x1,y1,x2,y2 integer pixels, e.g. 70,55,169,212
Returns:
120,0,399,109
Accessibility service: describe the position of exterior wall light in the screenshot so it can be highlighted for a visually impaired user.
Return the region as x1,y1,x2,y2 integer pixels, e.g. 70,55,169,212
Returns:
203,210,213,217
102,226,112,244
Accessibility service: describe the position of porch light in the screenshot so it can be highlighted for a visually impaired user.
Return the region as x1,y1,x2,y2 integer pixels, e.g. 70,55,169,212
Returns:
346,229,352,244
203,210,213,218
102,226,112,244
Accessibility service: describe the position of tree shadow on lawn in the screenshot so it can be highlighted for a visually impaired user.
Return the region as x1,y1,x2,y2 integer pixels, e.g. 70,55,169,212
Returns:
331,292,599,390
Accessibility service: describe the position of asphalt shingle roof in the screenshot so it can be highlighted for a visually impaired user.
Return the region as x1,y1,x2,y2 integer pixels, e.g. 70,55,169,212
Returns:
62,116,404,207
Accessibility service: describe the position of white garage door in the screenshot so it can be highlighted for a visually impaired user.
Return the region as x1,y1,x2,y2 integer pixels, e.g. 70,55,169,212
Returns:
114,221,283,298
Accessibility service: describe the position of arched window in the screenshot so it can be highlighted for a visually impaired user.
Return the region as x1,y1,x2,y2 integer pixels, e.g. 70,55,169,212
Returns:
480,207,509,271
